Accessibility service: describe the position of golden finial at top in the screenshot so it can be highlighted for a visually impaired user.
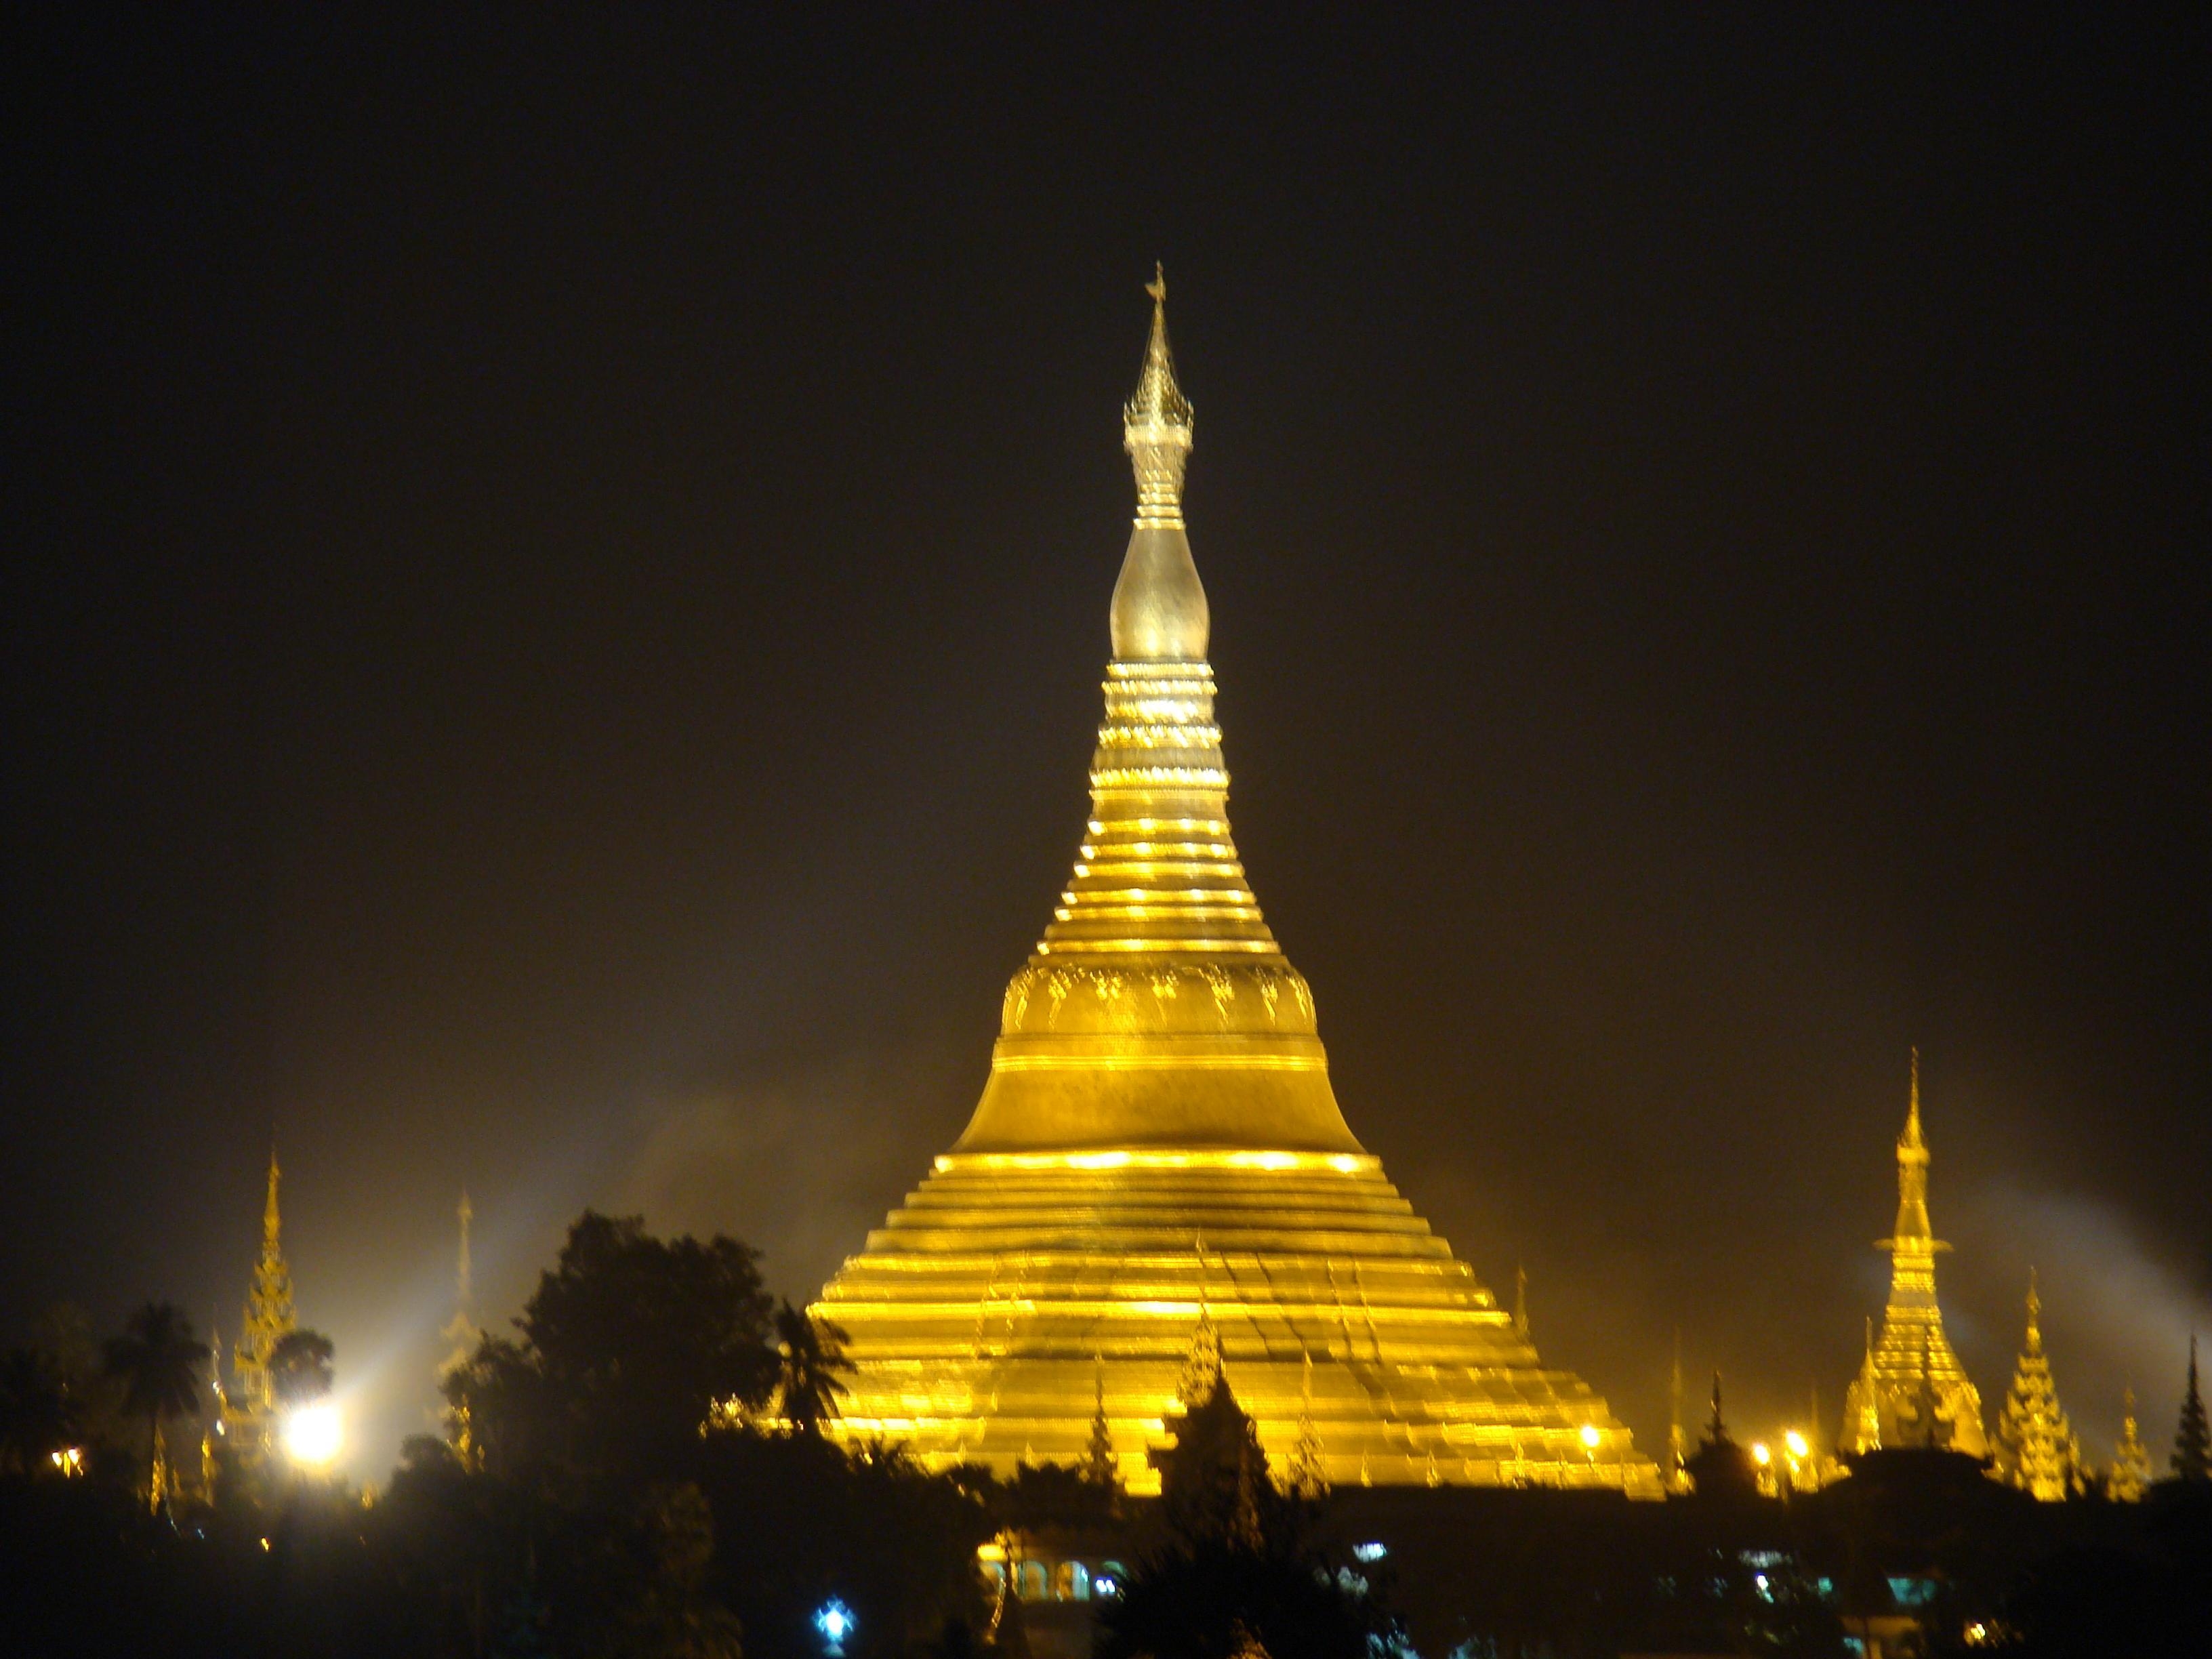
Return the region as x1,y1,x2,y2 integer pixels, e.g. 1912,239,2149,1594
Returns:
1900,1046,1927,1157
1124,262,1194,525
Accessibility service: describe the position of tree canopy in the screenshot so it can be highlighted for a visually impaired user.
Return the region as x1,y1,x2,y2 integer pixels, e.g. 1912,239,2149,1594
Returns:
448,1210,777,1481
268,1328,336,1409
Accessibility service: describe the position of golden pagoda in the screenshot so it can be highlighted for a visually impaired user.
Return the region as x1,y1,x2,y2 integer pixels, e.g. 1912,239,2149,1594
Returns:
1840,1052,1987,1458
815,272,1658,1496
223,1144,298,1465
1994,1270,2084,1499
2108,1387,2149,1501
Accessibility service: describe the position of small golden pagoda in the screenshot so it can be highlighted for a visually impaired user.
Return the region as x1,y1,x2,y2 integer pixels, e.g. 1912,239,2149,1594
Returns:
1840,1053,1987,1458
222,1145,298,1466
2108,1387,2150,1501
1994,1271,2085,1499
815,272,1658,1496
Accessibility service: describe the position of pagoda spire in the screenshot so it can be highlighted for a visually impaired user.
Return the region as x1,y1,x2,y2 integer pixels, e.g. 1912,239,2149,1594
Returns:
2175,1336,2211,1481
1124,262,1195,529
2109,1385,2149,1501
228,1139,298,1463
1996,1268,2083,1498
1890,1047,1936,1248
954,270,1359,1154
1178,1294,1224,1407
1842,1053,1986,1457
1851,1317,1882,1450
1080,1355,1117,1491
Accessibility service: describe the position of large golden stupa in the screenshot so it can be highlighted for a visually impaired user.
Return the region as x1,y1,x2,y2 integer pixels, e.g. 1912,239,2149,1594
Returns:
815,273,1658,1496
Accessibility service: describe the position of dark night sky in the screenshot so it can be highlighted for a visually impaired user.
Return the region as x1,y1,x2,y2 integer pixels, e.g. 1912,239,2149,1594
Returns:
9,8,2208,1480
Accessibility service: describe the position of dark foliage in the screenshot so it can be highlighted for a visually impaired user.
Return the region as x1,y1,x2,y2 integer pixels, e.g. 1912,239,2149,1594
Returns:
268,1328,337,1409
1149,1372,1282,1551
0,1345,78,1475
1097,1537,1396,1659
773,1299,853,1436
447,1210,777,1483
102,1300,207,1502
1103,1372,1396,1659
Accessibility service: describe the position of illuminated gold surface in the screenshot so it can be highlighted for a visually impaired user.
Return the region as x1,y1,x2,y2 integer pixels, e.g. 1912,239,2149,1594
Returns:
1841,1055,1988,1457
225,1147,298,1463
1994,1271,2083,1500
817,276,1657,1496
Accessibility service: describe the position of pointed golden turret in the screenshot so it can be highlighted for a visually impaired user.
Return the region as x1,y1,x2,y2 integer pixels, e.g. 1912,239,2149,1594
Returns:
2109,1387,2150,1501
815,274,1656,1494
1996,1270,2084,1499
1841,1053,1986,1457
225,1142,298,1465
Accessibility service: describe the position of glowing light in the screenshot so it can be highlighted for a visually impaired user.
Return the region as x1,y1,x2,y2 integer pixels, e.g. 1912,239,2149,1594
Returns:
283,1404,343,1469
1580,1424,1601,1450
1353,1541,1388,1562
1784,1430,1809,1459
1751,1441,1771,1466
814,1599,854,1655
49,1447,83,1476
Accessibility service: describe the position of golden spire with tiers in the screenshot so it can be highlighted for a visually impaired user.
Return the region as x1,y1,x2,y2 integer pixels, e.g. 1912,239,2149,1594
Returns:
1841,1052,1986,1457
226,1143,298,1462
2109,1387,2149,1501
813,273,1658,1495
1995,1270,2084,1499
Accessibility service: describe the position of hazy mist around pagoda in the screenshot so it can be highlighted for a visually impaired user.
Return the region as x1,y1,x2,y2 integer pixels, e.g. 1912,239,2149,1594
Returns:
813,273,1660,1496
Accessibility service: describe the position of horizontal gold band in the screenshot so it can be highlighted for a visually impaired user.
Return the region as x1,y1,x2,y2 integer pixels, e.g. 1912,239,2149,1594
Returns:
935,1148,1376,1174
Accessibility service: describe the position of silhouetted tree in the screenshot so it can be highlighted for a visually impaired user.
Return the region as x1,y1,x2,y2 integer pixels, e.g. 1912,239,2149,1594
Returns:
1103,1371,1393,1659
457,1211,776,1480
773,1299,852,1435
2174,1336,2210,1481
101,1302,205,1509
444,1332,556,1479
1151,1370,1278,1549
269,1328,336,1409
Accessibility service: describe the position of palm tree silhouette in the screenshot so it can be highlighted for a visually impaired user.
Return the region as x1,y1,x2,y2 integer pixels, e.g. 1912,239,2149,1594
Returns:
102,1303,206,1513
773,1300,852,1435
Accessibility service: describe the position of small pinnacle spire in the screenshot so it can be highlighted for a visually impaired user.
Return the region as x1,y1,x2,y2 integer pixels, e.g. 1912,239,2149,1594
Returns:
1513,1258,1529,1337
1124,263,1194,527
264,1139,282,1237
2026,1267,2041,1348
1903,1047,1925,1149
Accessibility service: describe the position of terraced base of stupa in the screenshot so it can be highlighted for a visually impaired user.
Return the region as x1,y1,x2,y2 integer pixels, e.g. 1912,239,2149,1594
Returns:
819,1149,1659,1496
